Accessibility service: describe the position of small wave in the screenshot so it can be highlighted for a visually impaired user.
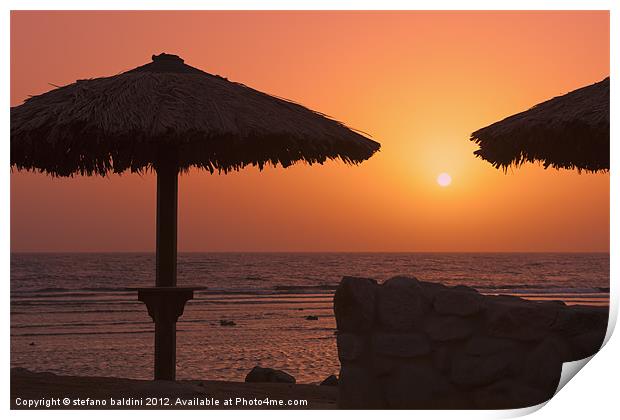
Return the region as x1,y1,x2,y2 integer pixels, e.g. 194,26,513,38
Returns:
11,329,157,337
12,286,139,295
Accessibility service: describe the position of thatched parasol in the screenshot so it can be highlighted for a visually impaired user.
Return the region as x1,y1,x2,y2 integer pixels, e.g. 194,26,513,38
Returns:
11,53,380,380
470,77,609,172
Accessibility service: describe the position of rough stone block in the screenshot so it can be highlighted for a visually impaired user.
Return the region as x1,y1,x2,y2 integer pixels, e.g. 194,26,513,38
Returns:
425,315,474,341
383,363,457,409
333,276,378,332
465,336,515,356
337,333,366,362
372,332,431,358
433,289,482,316
474,379,549,409
338,365,383,409
451,352,513,387
521,338,563,395
377,276,428,331
486,301,558,341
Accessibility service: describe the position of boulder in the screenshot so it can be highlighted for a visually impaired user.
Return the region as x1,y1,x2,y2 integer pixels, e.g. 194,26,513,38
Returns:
333,276,378,332
219,319,236,326
425,315,474,341
244,366,295,384
320,374,339,386
433,289,482,316
377,276,428,331
372,332,431,358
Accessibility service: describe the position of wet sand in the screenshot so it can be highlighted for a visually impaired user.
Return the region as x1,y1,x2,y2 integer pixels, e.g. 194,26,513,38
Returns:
10,368,338,410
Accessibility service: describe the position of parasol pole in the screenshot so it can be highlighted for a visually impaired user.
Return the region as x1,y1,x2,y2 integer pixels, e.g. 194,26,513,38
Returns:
153,156,178,380
156,157,178,288
139,151,193,381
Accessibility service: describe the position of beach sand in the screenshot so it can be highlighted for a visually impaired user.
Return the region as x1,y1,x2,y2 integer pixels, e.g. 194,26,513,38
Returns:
11,368,338,410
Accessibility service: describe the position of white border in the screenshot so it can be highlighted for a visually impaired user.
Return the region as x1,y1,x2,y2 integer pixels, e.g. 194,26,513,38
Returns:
2,2,616,420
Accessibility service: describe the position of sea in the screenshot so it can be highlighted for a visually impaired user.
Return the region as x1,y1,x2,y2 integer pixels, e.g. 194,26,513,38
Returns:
10,252,609,384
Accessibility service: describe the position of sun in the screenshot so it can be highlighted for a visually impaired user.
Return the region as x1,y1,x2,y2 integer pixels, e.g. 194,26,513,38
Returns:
437,172,452,187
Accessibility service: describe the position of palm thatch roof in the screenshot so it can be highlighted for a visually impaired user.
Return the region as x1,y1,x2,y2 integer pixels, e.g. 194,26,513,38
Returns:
470,77,609,172
11,53,380,177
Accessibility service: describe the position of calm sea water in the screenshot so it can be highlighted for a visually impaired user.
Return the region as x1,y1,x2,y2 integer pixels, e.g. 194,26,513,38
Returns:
10,252,609,383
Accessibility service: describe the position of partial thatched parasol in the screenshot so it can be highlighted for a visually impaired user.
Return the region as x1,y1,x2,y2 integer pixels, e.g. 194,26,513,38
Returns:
12,53,379,176
470,77,609,172
11,53,380,380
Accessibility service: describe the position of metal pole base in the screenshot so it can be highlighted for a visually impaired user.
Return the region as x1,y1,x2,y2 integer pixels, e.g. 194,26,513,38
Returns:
138,287,194,381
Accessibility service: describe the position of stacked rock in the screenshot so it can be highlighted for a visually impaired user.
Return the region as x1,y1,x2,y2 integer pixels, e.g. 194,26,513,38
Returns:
334,276,608,409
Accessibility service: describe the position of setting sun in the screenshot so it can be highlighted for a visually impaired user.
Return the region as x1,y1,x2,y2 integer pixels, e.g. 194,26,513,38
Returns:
437,172,452,187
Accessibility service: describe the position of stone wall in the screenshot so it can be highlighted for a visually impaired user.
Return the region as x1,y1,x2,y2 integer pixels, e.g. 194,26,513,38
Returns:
334,276,608,409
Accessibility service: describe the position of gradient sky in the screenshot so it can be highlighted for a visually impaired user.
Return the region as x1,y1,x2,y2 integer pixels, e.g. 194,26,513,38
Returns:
10,11,610,252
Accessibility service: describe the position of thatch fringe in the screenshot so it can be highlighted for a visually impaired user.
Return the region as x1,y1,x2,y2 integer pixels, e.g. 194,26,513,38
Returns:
11,54,380,177
470,77,609,172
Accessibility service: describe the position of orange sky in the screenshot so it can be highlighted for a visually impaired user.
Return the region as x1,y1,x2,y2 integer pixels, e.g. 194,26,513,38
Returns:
10,11,610,252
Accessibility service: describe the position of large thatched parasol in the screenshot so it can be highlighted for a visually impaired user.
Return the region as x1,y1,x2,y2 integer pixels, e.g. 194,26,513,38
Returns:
470,77,609,172
11,53,380,380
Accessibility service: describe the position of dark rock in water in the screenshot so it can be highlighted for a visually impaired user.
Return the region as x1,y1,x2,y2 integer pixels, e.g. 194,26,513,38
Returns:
245,366,296,384
377,276,428,331
305,315,319,321
334,276,378,332
219,319,236,326
29,342,35,346
320,374,339,386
